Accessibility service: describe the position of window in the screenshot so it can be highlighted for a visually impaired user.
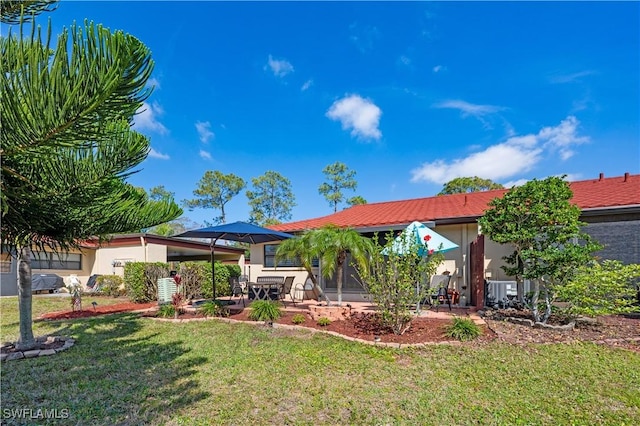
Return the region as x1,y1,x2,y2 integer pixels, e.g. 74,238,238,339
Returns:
31,252,82,270
323,253,364,292
263,244,318,268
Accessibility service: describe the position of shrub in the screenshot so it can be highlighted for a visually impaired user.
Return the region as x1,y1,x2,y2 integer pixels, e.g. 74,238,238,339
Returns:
445,317,481,341
291,313,306,324
355,230,444,335
200,301,230,317
158,304,176,318
178,262,210,300
95,275,125,297
124,262,170,303
317,317,331,326
556,260,640,317
171,292,184,315
248,300,282,321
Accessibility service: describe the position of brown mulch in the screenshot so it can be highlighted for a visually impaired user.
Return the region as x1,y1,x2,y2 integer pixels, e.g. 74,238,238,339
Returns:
227,309,492,345
37,302,640,351
39,302,156,320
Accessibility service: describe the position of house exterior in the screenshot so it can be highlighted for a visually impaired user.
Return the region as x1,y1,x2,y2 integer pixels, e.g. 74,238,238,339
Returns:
0,234,244,296
247,173,640,307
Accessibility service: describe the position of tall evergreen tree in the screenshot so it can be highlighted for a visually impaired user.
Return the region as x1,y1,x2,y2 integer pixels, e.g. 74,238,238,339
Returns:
246,171,296,226
183,171,246,224
438,176,504,195
318,162,357,212
1,1,181,349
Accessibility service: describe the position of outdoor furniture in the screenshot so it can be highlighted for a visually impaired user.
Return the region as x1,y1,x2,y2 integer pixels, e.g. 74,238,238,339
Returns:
248,277,284,301
247,283,280,301
228,276,245,307
279,276,296,305
238,274,249,293
435,286,452,312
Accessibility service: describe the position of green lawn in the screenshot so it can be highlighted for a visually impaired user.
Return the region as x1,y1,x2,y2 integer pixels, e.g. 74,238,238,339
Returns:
1,296,639,425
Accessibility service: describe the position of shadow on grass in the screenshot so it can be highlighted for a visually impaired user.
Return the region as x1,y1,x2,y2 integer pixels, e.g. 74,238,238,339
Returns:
1,313,210,425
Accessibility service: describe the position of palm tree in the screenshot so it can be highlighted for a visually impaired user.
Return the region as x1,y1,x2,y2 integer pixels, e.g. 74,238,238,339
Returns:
275,231,330,304
312,225,372,305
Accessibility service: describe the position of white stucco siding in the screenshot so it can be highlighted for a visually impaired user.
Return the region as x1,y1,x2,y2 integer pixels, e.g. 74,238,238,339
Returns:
483,239,516,281
93,245,145,277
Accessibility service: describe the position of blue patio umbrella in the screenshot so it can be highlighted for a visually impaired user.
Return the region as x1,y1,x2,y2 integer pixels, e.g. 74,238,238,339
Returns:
383,221,459,256
175,221,294,299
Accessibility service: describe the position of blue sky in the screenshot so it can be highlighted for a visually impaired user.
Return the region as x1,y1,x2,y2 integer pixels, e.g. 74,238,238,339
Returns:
36,1,640,227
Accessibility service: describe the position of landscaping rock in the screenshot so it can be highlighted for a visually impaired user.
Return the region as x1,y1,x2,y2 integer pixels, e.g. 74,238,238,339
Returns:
506,317,534,327
23,350,41,358
39,349,57,356
6,352,24,361
533,321,575,331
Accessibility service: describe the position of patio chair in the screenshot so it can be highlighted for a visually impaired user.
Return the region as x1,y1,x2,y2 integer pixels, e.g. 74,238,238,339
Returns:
279,276,296,305
238,275,249,293
429,274,452,312
228,276,245,307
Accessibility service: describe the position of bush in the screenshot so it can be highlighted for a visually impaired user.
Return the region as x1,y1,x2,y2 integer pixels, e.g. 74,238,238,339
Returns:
556,260,640,317
178,262,210,300
445,317,481,341
158,304,176,318
95,275,125,297
317,317,331,326
291,313,306,324
124,262,170,303
248,300,282,321
199,301,230,317
355,230,444,335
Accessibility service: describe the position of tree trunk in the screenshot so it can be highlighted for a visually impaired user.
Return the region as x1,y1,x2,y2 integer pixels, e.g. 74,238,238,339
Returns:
336,266,343,306
541,285,552,323
306,269,331,306
16,246,36,350
530,278,542,323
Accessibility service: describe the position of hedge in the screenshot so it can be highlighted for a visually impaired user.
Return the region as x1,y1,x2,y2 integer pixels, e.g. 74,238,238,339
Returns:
124,261,242,302
124,262,170,303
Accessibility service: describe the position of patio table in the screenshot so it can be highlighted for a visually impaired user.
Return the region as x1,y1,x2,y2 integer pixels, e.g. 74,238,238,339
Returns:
248,282,281,301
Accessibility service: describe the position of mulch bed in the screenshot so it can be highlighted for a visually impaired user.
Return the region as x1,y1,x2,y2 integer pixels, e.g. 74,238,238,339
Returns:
38,302,640,351
40,302,156,320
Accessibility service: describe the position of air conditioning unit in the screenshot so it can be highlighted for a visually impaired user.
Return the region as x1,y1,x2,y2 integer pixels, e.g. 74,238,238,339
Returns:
157,277,178,305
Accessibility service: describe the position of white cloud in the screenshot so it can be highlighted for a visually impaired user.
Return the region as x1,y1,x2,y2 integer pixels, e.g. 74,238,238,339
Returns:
301,79,313,91
326,94,382,141
148,148,169,160
133,101,168,134
434,99,504,117
147,77,160,90
199,150,212,160
550,70,597,84
410,116,588,184
432,65,445,73
502,178,530,188
195,121,214,143
433,99,507,129
265,55,294,77
539,116,589,160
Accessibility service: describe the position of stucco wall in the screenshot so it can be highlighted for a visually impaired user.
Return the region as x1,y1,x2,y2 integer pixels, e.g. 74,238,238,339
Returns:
93,245,145,277
1,248,95,296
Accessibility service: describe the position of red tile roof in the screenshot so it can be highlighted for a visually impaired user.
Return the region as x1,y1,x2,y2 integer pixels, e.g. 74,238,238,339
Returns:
271,173,640,233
